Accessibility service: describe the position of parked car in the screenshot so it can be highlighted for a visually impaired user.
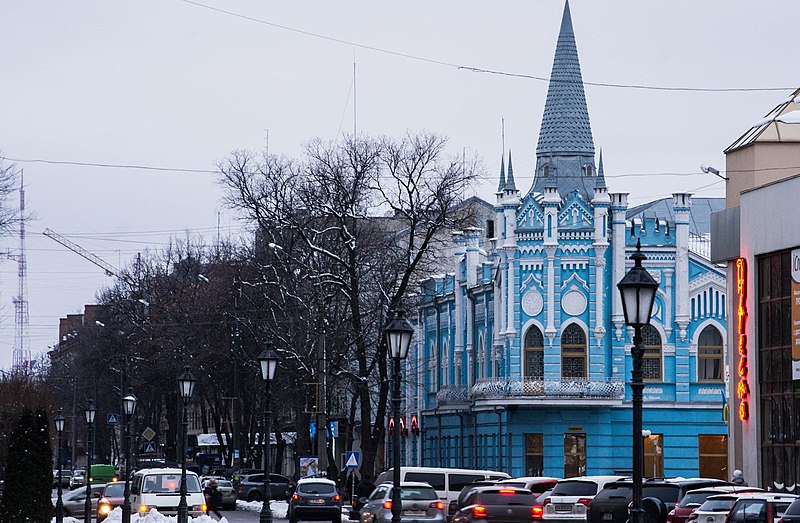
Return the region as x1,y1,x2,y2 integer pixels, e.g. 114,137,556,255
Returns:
543,476,626,523
203,478,237,510
687,494,745,523
725,493,799,523
53,469,72,488
51,483,106,518
360,481,445,523
668,486,763,523
97,481,125,522
70,469,87,490
588,478,732,523
237,472,295,501
777,496,800,523
497,477,560,497
289,477,342,523
451,485,538,523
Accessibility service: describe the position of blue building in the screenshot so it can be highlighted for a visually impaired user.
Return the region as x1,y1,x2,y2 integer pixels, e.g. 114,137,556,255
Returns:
410,2,728,479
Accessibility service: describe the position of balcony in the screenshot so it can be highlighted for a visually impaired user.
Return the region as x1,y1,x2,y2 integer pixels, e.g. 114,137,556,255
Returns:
435,378,625,406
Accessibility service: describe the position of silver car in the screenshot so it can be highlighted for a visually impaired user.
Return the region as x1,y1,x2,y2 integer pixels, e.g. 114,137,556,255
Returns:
51,483,106,518
360,482,446,523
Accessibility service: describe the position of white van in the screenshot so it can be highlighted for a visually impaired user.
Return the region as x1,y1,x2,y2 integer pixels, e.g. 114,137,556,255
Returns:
130,467,207,517
375,467,510,507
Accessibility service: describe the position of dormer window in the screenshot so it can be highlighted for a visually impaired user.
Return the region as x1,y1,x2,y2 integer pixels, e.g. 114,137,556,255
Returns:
583,164,593,177
542,164,550,177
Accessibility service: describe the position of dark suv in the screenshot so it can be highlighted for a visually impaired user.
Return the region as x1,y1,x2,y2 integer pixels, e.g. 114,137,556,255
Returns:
588,478,730,523
289,478,342,523
237,472,295,501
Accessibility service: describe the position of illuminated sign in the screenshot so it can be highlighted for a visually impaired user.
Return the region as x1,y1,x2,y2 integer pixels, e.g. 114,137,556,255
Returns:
736,258,750,421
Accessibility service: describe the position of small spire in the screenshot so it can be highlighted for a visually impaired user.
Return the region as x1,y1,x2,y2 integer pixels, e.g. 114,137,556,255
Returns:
497,154,506,192
505,150,517,191
595,148,607,189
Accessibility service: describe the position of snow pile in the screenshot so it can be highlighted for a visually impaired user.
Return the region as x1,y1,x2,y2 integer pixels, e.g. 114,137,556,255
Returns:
53,508,229,523
236,499,289,517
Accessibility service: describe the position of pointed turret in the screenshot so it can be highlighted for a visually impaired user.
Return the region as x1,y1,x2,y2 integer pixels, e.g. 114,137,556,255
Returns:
505,150,517,192
595,149,607,190
531,0,596,200
497,154,506,193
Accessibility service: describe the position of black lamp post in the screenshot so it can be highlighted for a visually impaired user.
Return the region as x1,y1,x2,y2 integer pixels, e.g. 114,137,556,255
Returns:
258,343,279,523
384,309,414,523
122,389,138,523
55,410,66,523
617,239,659,523
83,400,97,523
177,366,197,523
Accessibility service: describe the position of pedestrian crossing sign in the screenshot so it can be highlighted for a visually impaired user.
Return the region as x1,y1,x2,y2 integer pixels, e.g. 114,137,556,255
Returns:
345,451,359,469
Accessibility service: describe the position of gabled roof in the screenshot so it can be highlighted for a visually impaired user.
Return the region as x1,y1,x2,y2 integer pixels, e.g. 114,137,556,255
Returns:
726,87,800,152
535,0,594,157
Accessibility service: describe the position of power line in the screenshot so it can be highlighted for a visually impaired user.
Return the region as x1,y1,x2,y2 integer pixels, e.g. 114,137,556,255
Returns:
177,0,794,94
0,156,216,174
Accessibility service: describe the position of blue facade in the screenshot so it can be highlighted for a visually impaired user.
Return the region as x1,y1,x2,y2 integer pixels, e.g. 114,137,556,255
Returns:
409,1,728,479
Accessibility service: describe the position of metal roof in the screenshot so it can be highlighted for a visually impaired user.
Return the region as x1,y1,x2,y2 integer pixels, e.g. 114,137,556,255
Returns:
726,87,800,152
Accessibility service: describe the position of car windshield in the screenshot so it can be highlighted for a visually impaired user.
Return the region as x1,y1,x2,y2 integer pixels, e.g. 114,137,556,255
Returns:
481,491,535,505
392,487,438,501
552,481,598,496
593,486,632,501
502,482,527,488
298,482,336,494
642,486,681,503
104,483,124,497
74,471,86,477
141,474,201,493
699,499,736,512
680,492,715,507
218,480,233,488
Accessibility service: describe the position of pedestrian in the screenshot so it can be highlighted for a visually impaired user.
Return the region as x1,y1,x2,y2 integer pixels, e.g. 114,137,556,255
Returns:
204,479,224,520
731,469,747,486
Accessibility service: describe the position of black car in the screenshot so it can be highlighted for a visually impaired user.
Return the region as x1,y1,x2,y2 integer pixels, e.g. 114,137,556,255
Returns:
448,480,499,518
237,472,295,501
452,486,538,523
289,478,342,523
780,497,800,523
588,478,731,523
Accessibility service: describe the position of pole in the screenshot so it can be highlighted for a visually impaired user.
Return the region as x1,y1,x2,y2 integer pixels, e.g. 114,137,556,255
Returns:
391,356,402,523
56,430,64,523
84,420,93,523
630,326,644,523
260,377,273,523
122,410,132,523
177,405,189,522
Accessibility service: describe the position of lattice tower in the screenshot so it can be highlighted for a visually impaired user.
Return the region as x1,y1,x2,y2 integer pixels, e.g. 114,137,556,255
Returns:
11,170,30,374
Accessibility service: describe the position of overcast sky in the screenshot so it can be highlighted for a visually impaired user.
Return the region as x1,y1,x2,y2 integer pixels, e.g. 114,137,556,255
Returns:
0,0,798,369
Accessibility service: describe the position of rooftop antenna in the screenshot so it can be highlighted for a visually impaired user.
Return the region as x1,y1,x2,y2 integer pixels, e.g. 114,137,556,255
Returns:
353,50,357,137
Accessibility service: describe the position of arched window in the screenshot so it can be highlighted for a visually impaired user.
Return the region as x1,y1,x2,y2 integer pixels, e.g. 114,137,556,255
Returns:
561,324,587,379
524,326,545,379
641,324,662,381
698,325,723,382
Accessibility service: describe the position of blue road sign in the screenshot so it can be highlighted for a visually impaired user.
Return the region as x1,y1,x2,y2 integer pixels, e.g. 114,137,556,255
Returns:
107,413,119,425
143,441,157,454
345,451,360,469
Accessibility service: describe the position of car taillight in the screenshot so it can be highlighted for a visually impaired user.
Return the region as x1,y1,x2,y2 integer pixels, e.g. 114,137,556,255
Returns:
543,498,552,506
333,494,341,502
430,501,445,511
532,505,544,519
292,494,302,501
384,501,392,510
499,489,516,494
474,505,488,518
578,498,592,507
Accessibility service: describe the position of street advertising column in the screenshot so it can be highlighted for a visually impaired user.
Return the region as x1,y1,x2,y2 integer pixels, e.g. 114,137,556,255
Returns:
792,249,800,380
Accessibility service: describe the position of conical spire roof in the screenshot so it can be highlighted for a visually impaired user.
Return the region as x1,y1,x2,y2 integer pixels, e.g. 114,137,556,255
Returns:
595,149,607,189
505,150,517,191
497,154,506,192
535,0,594,157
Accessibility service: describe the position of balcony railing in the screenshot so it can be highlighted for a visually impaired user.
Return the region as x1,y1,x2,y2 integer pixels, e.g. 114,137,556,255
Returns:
435,378,625,405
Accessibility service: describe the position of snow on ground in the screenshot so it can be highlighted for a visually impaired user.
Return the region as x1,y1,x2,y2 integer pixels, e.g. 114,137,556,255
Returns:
53,507,231,523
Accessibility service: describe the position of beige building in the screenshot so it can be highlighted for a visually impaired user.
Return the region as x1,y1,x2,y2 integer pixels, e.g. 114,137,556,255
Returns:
712,87,800,488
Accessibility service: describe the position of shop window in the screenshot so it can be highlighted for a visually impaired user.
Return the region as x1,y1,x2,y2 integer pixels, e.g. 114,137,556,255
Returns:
525,433,544,476
524,326,545,379
564,433,586,478
698,326,723,382
641,325,662,381
699,434,728,480
562,324,587,379
643,434,663,477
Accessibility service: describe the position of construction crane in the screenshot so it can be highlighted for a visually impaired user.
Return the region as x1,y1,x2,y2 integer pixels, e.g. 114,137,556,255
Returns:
43,228,133,285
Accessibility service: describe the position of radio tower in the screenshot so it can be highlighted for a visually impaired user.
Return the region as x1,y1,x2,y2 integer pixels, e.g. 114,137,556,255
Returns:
11,170,30,374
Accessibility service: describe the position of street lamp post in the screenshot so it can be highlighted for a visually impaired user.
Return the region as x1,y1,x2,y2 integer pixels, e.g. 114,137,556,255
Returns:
617,240,659,523
122,389,138,523
258,343,279,523
55,410,66,523
177,366,197,523
384,309,414,523
83,400,97,523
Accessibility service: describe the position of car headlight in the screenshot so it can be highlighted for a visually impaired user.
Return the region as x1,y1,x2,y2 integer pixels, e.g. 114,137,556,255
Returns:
192,503,208,512
98,504,111,515
139,504,149,513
